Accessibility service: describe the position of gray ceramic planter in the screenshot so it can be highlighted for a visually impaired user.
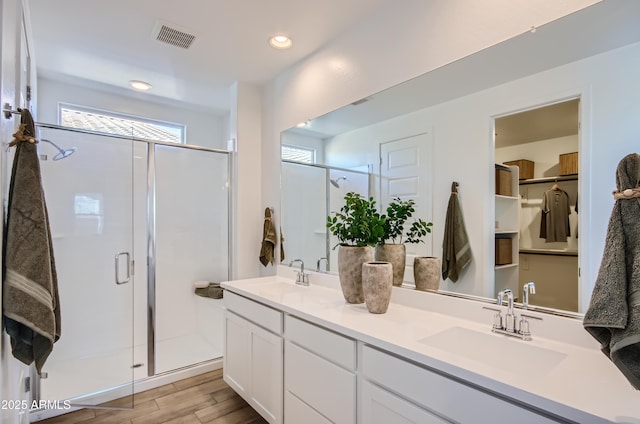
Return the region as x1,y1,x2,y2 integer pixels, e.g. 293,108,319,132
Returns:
374,244,406,286
362,261,393,314
338,245,373,303
413,256,441,291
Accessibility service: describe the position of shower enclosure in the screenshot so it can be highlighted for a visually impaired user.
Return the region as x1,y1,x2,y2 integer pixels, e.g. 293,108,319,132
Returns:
31,125,230,409
281,160,370,272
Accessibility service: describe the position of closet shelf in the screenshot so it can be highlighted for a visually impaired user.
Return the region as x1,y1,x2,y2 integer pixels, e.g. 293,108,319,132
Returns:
495,194,519,200
519,175,578,185
519,248,578,257
495,263,518,270
495,229,518,235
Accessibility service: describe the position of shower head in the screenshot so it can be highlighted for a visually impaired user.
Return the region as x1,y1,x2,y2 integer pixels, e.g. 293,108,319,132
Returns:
330,176,347,188
41,139,77,160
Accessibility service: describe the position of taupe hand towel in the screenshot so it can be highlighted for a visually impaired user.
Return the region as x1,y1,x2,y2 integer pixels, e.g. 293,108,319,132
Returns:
259,208,277,266
584,153,640,389
2,109,61,374
442,182,472,282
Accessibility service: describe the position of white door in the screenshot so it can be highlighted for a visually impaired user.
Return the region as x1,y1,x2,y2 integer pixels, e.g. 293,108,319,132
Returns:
1,1,34,422
379,132,433,283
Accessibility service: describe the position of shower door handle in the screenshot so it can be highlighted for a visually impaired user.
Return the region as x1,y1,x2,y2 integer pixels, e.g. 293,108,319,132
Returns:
115,252,131,285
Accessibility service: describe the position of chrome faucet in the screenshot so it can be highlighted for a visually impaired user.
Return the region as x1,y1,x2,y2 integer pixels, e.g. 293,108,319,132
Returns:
522,282,536,309
316,257,328,273
483,288,541,341
289,259,310,286
500,289,516,332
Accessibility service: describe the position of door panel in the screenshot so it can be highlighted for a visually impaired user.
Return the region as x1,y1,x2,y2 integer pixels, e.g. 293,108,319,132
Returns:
37,126,134,408
380,133,433,282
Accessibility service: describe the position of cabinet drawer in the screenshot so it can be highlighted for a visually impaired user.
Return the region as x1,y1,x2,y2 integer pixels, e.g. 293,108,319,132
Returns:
362,345,557,424
285,341,355,424
362,380,448,424
285,315,355,370
224,291,283,334
285,391,331,424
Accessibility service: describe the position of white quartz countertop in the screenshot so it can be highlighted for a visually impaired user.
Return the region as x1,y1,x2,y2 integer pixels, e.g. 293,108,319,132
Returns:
222,269,640,423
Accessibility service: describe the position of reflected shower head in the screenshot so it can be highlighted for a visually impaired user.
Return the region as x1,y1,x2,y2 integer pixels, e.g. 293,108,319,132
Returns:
330,176,347,188
41,139,77,160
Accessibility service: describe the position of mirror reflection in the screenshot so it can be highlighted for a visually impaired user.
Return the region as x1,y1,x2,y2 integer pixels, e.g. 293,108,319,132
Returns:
280,1,640,316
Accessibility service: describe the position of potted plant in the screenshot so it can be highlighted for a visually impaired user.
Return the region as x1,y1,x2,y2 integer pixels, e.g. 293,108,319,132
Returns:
375,197,433,286
327,192,385,303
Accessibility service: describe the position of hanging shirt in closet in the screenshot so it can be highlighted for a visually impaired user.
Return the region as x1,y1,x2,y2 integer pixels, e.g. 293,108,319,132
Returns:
540,188,571,242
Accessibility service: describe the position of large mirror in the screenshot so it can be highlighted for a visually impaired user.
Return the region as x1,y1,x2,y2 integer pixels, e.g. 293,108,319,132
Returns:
281,1,640,316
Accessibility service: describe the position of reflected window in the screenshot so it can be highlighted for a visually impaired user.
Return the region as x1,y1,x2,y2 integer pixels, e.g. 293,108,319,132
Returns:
281,144,315,163
60,103,185,143
74,193,104,235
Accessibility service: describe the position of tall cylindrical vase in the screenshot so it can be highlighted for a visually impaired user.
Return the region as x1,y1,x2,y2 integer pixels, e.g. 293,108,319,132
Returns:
413,256,441,291
362,261,393,314
374,244,406,286
338,245,373,304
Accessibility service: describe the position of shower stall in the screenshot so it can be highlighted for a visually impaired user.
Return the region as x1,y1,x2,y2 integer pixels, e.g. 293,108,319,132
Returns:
28,124,230,410
281,160,370,272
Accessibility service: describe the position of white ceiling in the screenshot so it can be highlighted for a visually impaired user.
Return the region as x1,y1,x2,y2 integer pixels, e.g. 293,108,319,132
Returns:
27,0,390,114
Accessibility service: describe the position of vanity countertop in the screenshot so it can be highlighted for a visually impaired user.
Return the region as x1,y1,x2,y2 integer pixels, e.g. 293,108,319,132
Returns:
222,268,640,423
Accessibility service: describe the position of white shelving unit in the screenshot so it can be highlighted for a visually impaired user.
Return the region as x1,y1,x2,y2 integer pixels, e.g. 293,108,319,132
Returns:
494,164,519,297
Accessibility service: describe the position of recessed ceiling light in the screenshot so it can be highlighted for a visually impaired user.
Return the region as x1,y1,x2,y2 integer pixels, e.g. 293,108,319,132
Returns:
269,35,293,49
129,80,152,91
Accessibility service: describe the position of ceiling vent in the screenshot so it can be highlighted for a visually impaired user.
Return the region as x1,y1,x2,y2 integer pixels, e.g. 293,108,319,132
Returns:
152,20,197,49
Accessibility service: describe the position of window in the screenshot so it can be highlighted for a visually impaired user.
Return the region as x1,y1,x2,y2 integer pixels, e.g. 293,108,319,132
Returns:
281,144,315,163
59,104,185,143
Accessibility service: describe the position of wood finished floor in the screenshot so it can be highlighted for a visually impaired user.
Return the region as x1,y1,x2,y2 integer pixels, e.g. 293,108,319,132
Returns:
36,369,268,424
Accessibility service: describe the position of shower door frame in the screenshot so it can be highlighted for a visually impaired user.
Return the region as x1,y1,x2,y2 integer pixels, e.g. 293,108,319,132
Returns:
146,140,232,377
31,123,233,408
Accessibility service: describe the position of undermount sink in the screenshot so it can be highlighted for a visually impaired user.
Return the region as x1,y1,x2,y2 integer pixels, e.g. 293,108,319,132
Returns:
418,326,567,377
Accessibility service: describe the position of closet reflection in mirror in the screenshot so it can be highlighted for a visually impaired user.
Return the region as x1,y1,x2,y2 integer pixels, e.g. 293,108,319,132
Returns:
494,99,579,312
279,1,640,316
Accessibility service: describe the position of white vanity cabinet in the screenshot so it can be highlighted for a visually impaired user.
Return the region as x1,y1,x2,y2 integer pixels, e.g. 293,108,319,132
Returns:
284,315,357,424
361,345,561,424
223,291,284,424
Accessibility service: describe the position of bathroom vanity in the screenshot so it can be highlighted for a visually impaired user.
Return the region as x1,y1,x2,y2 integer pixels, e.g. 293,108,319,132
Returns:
222,267,639,424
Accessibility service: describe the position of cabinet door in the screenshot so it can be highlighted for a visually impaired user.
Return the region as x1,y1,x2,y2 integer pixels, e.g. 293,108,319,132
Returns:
250,323,283,424
223,311,251,397
361,381,450,424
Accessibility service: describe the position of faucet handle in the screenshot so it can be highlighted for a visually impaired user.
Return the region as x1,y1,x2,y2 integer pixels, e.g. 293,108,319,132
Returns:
482,306,503,330
518,313,542,340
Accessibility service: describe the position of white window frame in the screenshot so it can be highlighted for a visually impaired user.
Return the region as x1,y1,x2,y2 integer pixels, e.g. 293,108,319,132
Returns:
58,102,186,143
281,144,316,164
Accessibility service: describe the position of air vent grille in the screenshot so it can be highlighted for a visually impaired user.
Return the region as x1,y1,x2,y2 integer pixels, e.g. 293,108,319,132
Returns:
153,21,196,49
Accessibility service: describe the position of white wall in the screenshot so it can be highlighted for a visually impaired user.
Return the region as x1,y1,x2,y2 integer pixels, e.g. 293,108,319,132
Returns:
37,76,228,149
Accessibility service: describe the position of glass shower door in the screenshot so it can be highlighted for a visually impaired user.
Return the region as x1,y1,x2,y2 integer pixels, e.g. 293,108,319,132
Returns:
153,144,229,374
37,126,135,408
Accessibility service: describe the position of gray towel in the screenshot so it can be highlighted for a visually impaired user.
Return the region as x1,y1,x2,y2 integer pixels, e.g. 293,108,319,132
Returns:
259,208,277,266
194,282,223,299
584,153,640,389
442,182,472,282
2,109,61,374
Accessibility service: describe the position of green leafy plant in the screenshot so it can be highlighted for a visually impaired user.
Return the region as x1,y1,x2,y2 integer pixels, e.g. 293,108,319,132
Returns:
381,197,433,244
327,192,385,247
